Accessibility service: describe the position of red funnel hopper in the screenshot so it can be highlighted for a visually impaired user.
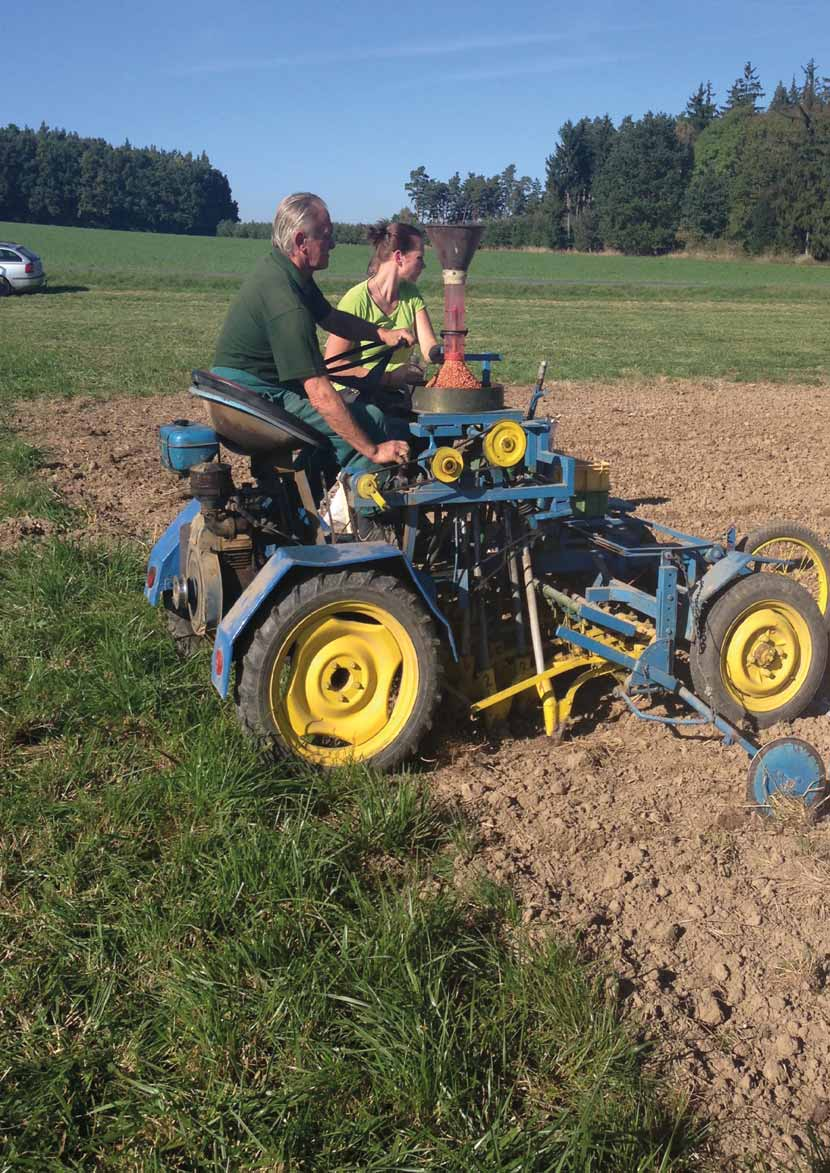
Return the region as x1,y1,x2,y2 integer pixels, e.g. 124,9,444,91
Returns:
426,223,484,271
426,224,483,370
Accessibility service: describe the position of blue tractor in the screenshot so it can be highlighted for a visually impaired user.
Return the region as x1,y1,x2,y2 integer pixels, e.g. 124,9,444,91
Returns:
145,353,830,816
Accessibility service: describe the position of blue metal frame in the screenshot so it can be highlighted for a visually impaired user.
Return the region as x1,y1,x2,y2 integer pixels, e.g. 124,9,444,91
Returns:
209,542,458,698
144,499,200,605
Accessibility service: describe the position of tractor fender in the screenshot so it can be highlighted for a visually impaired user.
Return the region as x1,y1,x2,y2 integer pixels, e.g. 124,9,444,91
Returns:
210,542,457,698
685,550,755,641
144,499,200,605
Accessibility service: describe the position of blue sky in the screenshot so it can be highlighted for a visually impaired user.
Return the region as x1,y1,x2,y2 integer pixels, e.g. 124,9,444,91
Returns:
7,0,830,223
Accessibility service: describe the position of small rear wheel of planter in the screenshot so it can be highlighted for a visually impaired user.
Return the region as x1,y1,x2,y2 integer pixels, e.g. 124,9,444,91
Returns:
739,521,830,631
235,570,441,770
162,590,202,659
690,574,826,730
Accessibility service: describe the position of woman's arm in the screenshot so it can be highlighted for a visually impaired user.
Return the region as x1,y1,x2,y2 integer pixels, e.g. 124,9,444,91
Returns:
414,306,439,364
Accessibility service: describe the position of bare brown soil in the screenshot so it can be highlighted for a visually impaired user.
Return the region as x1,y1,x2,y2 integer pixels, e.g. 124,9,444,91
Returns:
11,379,830,1167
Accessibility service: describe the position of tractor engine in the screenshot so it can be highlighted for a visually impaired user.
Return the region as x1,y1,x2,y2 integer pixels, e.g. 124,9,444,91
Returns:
169,461,256,637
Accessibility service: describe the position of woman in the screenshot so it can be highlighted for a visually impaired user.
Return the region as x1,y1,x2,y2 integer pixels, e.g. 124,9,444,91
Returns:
324,220,439,395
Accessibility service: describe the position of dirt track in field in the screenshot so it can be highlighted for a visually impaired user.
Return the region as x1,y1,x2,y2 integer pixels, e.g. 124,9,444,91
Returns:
11,378,830,1168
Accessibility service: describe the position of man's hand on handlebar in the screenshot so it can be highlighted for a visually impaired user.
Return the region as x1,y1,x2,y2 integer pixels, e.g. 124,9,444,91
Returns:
371,439,410,465
378,327,415,349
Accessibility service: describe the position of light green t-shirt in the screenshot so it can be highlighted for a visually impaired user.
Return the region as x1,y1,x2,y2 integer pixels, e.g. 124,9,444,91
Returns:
335,279,426,375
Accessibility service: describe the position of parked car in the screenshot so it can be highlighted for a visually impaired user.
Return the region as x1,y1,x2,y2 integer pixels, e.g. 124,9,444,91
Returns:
0,243,46,294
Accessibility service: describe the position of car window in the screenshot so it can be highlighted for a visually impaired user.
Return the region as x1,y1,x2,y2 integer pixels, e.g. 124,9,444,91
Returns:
17,247,37,261
0,248,21,262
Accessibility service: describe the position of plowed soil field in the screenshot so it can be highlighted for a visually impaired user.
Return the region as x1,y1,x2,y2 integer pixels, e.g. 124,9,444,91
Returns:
11,378,830,1167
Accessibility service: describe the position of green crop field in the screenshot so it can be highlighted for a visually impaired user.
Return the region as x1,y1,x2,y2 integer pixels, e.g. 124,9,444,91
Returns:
2,221,829,400
0,222,705,1165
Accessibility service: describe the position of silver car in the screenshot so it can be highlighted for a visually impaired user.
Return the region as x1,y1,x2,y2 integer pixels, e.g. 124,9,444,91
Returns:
0,243,47,294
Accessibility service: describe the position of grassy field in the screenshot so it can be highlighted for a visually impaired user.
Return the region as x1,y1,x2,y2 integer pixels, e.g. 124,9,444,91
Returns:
0,224,705,1165
2,220,830,388
0,545,699,1168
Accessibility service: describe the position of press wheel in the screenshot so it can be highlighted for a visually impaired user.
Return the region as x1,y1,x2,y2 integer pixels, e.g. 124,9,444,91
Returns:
739,521,830,631
690,574,826,729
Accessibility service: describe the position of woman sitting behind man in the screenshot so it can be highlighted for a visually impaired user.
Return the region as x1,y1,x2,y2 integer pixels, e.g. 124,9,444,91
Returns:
324,220,439,394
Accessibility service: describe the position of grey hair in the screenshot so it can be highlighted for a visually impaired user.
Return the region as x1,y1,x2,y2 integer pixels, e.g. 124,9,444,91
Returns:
271,192,327,254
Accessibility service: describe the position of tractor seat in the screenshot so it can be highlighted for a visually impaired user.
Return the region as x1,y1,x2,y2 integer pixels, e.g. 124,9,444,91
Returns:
190,369,330,456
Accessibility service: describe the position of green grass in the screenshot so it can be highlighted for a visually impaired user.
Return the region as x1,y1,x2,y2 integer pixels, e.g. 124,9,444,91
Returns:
0,428,76,524
0,539,697,1168
1,220,829,388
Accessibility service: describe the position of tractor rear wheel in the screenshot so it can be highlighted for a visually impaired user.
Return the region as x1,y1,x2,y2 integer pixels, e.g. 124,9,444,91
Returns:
235,570,441,770
739,521,830,631
690,574,826,730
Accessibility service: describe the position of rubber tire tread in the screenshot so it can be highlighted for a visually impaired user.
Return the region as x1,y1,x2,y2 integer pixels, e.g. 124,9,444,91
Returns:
234,570,442,770
690,573,827,730
739,520,830,632
162,590,202,659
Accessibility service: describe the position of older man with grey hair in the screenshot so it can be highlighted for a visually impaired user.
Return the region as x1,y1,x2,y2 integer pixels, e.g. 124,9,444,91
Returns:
212,192,412,479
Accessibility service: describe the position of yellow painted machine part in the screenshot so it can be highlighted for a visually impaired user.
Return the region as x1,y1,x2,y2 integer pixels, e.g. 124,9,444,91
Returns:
267,600,419,765
483,420,527,468
749,537,829,616
721,598,813,715
431,446,464,483
355,473,388,509
470,651,624,736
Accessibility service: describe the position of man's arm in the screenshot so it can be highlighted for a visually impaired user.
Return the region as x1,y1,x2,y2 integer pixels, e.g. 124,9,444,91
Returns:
321,307,414,350
304,375,409,465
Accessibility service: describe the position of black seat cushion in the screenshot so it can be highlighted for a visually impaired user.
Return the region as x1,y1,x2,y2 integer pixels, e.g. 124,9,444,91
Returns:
191,370,330,449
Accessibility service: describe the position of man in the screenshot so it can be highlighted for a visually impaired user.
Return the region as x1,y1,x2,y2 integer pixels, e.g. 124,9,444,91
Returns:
212,192,411,476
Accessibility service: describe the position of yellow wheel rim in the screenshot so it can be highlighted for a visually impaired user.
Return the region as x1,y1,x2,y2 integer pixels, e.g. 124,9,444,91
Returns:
268,599,419,765
750,538,828,616
483,420,527,468
721,599,813,715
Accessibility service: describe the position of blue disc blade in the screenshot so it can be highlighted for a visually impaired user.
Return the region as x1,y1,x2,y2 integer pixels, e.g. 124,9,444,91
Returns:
747,737,827,816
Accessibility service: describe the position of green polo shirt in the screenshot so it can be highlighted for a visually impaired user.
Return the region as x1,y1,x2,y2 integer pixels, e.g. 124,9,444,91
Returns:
213,248,333,389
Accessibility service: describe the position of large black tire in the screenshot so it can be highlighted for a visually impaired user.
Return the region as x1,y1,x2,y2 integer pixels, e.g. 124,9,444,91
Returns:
235,570,441,770
739,521,830,632
0,278,13,297
690,573,826,730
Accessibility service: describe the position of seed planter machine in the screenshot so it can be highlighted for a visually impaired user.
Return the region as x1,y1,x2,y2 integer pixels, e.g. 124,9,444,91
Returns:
145,225,830,816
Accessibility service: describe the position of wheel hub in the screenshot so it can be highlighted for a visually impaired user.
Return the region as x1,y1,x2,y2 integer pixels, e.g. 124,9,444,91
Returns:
724,603,806,708
321,655,367,707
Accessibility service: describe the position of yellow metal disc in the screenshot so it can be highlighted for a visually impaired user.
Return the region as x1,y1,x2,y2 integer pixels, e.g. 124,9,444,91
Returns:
721,599,812,715
431,446,464,483
483,420,527,468
267,599,420,766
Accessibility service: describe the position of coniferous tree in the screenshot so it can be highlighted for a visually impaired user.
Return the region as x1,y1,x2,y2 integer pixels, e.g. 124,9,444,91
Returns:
723,62,765,112
0,123,237,232
594,113,692,254
769,82,791,111
684,82,718,134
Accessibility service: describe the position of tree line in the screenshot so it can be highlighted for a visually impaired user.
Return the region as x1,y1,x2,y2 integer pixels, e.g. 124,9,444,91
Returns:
403,60,830,259
0,124,238,235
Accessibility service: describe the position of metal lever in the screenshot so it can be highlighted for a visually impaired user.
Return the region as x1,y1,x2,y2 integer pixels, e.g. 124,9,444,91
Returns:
527,359,548,420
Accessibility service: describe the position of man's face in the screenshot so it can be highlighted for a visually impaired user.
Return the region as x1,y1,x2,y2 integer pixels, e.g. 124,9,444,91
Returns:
303,208,335,271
